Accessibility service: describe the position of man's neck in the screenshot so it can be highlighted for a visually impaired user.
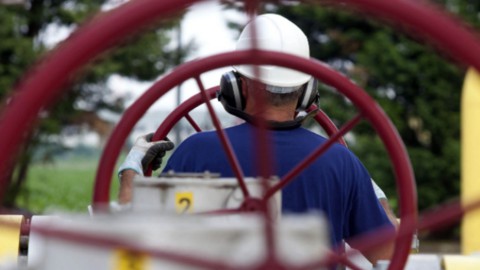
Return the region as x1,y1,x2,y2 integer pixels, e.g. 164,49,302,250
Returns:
244,105,296,122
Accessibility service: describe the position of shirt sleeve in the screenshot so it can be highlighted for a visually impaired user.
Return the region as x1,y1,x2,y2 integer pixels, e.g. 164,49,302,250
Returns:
371,179,387,199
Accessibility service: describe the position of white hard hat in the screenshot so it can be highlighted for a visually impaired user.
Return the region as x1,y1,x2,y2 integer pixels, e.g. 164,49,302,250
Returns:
233,13,311,91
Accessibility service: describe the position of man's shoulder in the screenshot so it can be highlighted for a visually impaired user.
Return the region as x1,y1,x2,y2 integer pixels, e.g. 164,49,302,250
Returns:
292,128,359,167
182,130,217,144
181,124,241,145
296,128,347,147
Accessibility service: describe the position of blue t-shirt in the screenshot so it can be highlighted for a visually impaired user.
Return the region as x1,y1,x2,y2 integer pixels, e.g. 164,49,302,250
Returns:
163,123,392,249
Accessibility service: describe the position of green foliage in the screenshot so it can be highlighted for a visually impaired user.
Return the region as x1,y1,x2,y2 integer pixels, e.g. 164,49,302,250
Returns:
1,1,189,207
0,7,36,96
16,156,119,213
16,149,173,213
273,2,474,224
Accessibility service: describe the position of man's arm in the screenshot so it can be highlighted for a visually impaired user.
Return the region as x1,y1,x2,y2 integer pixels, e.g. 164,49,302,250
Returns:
360,179,397,265
361,237,395,266
118,169,137,204
372,179,399,228
353,180,396,265
345,168,397,265
117,134,174,204
379,197,399,228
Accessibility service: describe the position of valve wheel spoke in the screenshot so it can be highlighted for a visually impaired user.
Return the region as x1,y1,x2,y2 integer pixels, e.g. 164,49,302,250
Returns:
263,113,363,201
195,76,251,199
4,0,480,269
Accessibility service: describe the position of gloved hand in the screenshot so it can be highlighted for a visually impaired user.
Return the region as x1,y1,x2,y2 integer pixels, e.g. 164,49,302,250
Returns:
118,133,175,176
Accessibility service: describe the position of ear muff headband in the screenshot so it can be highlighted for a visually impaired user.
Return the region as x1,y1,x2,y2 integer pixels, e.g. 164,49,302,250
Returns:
227,71,243,110
218,70,319,129
296,78,319,111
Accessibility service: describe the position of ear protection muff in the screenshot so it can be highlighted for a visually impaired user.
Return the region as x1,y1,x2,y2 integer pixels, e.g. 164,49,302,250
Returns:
218,70,318,112
217,70,319,130
218,70,245,110
296,78,319,111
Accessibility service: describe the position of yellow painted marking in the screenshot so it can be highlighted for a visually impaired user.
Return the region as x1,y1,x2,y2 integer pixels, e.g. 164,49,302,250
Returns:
175,191,193,214
113,249,150,270
0,215,23,262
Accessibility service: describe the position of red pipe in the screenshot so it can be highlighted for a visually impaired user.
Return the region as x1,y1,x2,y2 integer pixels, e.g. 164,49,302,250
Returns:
185,114,202,132
143,87,218,176
152,87,218,141
310,105,348,147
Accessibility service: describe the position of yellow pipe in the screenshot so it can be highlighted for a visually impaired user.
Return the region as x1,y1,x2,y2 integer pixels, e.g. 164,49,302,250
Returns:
0,215,23,262
461,68,480,255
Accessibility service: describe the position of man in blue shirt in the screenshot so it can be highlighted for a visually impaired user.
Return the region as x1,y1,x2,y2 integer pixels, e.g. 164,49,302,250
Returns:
118,13,395,265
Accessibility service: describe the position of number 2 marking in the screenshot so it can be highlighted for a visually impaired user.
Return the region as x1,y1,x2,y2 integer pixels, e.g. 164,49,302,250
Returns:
114,249,149,270
175,192,193,213
178,198,191,214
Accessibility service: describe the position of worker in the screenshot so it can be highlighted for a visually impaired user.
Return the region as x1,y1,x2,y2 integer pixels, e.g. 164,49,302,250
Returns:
117,13,395,265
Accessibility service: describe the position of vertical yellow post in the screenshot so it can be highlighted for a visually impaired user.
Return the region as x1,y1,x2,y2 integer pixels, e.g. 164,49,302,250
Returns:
0,215,24,262
461,68,480,255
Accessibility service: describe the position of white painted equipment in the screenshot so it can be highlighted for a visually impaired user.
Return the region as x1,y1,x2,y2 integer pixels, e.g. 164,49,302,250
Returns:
26,213,330,270
132,173,281,218
11,173,479,270
27,216,62,268
20,174,329,270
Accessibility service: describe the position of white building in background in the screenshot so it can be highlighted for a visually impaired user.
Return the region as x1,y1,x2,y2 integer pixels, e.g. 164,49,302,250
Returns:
128,107,239,147
33,1,248,150
61,106,238,149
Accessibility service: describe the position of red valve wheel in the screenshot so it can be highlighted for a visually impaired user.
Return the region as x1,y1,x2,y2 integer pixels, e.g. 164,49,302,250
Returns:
1,0,480,269
93,50,416,270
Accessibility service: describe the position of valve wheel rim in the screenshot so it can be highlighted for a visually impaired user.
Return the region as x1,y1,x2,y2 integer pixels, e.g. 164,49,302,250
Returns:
93,50,416,269
1,0,480,269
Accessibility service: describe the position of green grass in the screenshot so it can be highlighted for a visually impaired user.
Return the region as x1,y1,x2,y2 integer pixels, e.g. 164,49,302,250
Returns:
15,157,120,214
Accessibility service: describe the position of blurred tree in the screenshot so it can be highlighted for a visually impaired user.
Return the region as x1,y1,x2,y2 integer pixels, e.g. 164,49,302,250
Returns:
219,1,480,236
0,0,190,208
265,1,480,238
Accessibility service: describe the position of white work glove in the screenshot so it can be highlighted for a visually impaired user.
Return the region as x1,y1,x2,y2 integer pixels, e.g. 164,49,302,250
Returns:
118,133,175,176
